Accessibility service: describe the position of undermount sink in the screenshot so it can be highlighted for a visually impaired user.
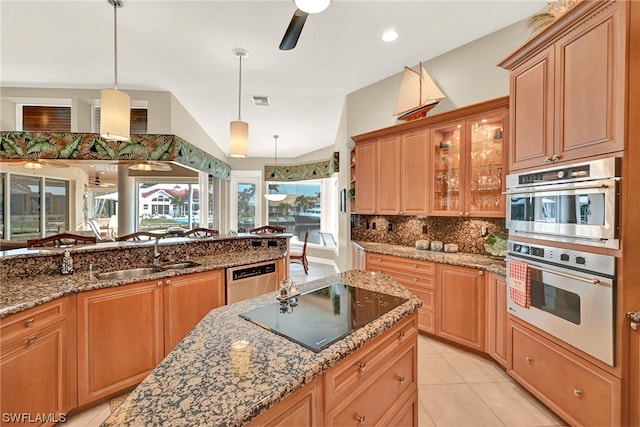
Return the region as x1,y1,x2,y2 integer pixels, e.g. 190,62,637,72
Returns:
161,261,201,270
94,267,163,281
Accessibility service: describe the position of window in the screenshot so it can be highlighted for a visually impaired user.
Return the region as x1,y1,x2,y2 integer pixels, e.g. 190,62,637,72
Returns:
230,171,261,232
22,106,71,132
2,173,70,240
94,107,148,134
266,177,338,246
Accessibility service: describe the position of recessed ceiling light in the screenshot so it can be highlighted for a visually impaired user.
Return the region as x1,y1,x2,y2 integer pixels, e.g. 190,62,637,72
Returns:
382,30,398,42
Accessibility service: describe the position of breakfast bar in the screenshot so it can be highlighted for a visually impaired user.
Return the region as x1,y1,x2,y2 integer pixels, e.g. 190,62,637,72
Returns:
102,270,421,426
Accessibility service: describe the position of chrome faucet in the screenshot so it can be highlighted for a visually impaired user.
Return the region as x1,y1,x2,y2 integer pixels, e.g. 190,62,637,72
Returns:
153,237,161,266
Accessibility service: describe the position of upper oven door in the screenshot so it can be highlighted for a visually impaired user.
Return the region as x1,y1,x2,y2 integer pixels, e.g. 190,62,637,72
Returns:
506,178,618,248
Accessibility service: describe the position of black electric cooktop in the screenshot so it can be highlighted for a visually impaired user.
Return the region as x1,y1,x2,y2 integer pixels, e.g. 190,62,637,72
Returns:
239,284,408,352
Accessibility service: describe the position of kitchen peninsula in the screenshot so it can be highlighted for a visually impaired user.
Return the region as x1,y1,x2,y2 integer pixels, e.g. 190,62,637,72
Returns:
102,270,421,426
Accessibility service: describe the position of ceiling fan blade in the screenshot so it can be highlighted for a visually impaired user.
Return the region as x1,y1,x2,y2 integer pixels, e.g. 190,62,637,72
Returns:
279,9,308,51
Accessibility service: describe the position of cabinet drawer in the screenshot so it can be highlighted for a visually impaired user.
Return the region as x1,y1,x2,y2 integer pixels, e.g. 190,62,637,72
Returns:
366,253,435,276
402,283,434,311
511,323,622,426
326,342,416,426
383,270,435,291
325,313,417,409
1,297,70,342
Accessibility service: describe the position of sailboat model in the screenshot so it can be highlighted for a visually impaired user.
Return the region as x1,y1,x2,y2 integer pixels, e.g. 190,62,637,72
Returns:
393,63,445,121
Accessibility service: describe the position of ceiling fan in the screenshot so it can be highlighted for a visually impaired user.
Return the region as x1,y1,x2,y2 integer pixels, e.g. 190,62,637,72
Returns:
92,175,116,188
1,159,69,169
279,0,331,50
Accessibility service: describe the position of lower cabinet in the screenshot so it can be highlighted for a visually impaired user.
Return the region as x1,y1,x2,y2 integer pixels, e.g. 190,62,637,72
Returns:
485,272,507,367
366,253,435,333
509,318,622,426
436,264,485,351
78,269,225,406
77,280,165,406
249,312,419,426
163,270,225,354
0,296,76,425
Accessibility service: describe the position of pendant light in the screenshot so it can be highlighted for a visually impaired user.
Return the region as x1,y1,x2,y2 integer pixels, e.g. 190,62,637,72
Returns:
295,0,331,14
265,135,287,202
100,0,130,142
229,48,249,158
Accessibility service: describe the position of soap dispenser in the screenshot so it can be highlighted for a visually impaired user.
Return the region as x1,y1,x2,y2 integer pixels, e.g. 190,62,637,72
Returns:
61,250,74,275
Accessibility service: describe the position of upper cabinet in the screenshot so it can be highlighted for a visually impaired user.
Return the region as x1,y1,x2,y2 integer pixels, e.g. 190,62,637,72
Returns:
500,0,626,171
351,97,507,217
430,108,507,218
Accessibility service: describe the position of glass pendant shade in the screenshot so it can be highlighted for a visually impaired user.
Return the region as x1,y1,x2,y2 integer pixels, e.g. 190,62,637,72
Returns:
295,0,330,14
100,88,130,141
229,120,249,158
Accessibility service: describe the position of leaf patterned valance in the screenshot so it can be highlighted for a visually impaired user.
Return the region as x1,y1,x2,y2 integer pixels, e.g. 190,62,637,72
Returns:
264,151,339,182
0,131,231,180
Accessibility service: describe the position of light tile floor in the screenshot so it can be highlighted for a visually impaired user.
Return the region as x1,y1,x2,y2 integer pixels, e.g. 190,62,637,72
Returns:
61,262,566,426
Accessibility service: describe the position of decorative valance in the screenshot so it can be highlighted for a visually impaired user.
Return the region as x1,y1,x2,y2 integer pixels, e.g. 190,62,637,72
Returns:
0,131,231,180
264,151,339,182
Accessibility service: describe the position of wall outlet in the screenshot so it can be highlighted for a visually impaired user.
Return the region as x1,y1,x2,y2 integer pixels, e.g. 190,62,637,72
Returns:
365,221,369,229
422,224,428,234
481,226,488,237
372,222,376,230
387,223,393,232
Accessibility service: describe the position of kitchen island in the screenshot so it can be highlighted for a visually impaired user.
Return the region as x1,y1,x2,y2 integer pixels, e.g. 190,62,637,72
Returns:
102,270,421,426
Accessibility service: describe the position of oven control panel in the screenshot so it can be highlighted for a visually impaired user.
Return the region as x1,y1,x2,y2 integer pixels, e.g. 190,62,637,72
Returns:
508,240,615,276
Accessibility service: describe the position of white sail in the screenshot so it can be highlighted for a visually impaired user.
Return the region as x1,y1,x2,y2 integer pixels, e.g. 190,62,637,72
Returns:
393,64,445,118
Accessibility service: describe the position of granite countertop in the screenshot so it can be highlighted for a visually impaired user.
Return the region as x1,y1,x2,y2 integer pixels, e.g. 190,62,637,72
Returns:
0,249,284,318
354,241,506,275
102,270,421,426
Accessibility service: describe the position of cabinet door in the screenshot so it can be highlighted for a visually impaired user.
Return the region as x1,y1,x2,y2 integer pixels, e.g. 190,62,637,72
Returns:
353,141,376,214
77,280,164,406
430,120,464,216
164,270,225,354
486,273,507,367
556,5,624,162
630,317,640,426
247,377,324,426
509,46,555,171
467,109,507,217
377,136,401,214
436,264,485,351
401,130,429,215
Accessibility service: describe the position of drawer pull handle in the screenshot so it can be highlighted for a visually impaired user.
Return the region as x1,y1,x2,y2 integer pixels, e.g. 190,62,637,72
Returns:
26,335,37,345
397,375,405,384
573,389,582,397
158,281,164,287
631,322,639,331
525,356,532,363
357,361,367,372
165,279,171,285
413,278,418,282
398,331,406,340
356,415,366,425
25,318,35,327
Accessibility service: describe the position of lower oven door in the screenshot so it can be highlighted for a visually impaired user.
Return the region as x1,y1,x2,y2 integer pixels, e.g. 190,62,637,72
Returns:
506,256,615,366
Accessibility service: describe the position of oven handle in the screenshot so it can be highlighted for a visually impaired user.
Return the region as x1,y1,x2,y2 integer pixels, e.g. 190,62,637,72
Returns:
503,182,610,196
527,265,601,285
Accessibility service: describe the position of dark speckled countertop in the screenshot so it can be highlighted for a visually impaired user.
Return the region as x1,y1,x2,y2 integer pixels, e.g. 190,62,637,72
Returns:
0,249,283,318
102,270,421,427
354,241,506,275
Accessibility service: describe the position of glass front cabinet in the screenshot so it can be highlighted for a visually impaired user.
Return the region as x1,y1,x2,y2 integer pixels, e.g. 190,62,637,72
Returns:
430,108,507,217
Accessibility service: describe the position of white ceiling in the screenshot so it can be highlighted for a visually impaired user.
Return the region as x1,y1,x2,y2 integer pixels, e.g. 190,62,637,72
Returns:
1,0,546,159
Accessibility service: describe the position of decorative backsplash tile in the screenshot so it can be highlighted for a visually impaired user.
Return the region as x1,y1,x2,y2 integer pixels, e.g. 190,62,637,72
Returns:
351,214,506,255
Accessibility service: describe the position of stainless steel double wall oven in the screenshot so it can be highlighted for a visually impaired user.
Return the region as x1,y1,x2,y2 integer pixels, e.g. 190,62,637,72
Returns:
505,157,620,366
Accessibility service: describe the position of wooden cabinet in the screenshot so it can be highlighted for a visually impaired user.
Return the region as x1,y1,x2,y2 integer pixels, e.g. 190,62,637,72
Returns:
163,270,225,354
509,318,622,426
366,253,436,333
324,313,418,426
247,377,324,427
401,130,429,215
630,316,640,426
485,273,507,367
352,140,376,214
429,108,507,218
77,280,164,406
0,296,76,425
436,264,485,351
500,0,625,171
377,135,401,214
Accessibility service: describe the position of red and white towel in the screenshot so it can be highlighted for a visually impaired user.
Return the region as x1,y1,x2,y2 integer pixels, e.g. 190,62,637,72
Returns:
508,259,531,309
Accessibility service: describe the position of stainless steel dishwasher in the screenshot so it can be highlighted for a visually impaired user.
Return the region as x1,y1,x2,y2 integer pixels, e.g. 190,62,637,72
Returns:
226,260,278,304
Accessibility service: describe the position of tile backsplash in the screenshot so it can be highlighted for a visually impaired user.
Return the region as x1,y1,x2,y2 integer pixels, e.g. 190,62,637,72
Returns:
350,214,506,255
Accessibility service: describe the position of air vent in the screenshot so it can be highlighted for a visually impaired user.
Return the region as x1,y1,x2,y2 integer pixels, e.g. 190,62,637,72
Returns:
252,96,270,106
